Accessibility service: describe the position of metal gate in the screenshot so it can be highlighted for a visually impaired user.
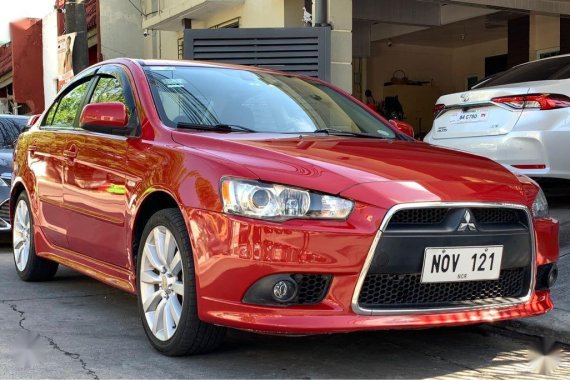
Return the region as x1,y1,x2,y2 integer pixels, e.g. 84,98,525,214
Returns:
183,27,331,80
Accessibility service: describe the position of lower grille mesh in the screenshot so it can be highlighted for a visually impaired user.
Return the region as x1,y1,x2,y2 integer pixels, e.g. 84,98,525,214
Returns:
358,268,526,308
294,274,331,304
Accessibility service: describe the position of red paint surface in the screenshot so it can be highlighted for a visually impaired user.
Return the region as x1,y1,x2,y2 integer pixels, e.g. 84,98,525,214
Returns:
79,102,129,128
389,119,415,138
12,59,560,334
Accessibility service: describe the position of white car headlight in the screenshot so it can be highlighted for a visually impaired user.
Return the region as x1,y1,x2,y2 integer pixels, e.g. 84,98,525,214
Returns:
532,188,549,218
221,178,354,221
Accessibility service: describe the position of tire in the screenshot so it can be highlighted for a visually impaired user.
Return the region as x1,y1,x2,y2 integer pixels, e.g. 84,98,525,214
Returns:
13,192,58,281
136,208,226,356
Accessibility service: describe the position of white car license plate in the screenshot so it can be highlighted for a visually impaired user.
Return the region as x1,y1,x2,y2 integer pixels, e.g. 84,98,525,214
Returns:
421,246,503,283
448,110,489,123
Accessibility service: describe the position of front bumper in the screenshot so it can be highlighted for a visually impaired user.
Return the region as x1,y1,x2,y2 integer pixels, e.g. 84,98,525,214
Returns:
185,202,558,334
200,290,552,334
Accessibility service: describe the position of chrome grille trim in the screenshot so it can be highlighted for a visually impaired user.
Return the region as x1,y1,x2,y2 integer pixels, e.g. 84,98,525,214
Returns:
351,202,535,316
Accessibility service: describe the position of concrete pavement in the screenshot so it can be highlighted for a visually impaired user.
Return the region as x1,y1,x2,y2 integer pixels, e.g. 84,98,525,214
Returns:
0,251,569,379
0,189,569,378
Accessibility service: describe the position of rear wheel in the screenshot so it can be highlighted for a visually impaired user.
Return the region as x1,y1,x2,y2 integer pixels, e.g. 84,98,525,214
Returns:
136,208,226,355
13,192,58,281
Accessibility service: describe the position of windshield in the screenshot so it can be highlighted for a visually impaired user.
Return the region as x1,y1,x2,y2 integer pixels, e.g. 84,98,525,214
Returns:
144,66,396,139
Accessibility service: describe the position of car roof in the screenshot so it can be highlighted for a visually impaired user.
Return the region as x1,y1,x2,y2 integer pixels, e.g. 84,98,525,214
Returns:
512,53,570,68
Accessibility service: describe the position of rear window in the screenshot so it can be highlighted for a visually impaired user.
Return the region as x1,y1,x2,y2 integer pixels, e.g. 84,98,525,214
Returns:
0,116,27,148
477,56,570,88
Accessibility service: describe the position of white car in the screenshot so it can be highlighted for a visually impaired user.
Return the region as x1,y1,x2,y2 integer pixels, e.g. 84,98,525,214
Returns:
425,54,570,180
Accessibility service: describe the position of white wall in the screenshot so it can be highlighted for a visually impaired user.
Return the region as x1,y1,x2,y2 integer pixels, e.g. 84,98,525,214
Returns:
451,38,508,91
368,43,454,100
368,37,510,99
42,9,58,106
530,14,560,59
99,0,144,60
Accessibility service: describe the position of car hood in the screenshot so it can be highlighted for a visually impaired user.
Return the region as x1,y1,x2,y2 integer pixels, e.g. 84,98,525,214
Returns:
172,132,531,209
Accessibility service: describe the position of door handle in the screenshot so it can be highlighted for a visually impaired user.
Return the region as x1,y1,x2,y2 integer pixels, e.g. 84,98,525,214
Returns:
63,144,78,162
28,145,37,157
63,150,77,159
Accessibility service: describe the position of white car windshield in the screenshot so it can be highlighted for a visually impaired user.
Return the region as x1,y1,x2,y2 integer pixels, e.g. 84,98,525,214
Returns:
144,65,397,139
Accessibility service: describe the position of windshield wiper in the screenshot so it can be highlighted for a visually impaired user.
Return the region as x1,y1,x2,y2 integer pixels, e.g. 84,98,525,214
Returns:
176,122,256,133
312,128,385,139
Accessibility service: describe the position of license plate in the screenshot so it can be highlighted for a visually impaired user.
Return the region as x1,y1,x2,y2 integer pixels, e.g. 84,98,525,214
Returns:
421,246,503,283
448,110,489,123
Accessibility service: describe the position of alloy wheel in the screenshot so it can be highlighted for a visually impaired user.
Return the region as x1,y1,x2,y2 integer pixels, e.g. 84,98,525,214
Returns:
13,199,31,272
139,226,184,341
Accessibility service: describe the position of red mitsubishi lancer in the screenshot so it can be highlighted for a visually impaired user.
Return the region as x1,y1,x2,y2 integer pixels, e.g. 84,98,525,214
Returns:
11,59,559,355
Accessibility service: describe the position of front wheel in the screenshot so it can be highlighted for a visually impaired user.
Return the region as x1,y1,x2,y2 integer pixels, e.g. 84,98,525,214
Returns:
136,208,226,355
13,192,58,281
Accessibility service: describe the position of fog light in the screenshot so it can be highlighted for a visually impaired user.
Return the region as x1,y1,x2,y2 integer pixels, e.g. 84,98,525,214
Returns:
272,280,297,303
536,263,558,290
547,263,558,288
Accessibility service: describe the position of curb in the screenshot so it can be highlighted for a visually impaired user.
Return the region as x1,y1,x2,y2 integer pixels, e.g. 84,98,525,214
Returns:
497,318,570,346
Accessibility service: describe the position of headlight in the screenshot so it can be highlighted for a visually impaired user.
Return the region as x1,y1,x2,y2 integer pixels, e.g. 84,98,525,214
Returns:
221,178,354,221
532,188,549,218
0,178,7,187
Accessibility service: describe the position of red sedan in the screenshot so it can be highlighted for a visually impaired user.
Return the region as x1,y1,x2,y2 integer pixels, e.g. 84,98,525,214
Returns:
11,59,559,355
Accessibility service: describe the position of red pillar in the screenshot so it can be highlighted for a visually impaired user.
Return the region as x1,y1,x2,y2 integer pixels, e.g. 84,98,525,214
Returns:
10,18,45,114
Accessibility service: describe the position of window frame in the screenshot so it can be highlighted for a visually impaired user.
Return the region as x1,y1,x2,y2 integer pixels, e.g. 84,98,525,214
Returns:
82,65,140,137
40,77,96,131
41,66,99,130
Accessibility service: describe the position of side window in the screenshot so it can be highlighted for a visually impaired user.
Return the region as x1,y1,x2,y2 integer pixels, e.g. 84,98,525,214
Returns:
90,76,127,105
50,81,91,129
43,102,58,126
83,69,139,135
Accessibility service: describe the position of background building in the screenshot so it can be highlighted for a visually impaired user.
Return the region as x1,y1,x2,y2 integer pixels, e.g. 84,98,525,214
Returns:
139,0,570,135
1,0,570,125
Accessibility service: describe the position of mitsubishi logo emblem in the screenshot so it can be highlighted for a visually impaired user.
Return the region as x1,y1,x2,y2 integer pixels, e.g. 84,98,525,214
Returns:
458,210,477,231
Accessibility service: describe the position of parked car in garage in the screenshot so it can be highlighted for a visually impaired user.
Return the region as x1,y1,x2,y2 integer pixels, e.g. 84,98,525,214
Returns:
0,114,28,231
11,59,558,355
425,54,570,179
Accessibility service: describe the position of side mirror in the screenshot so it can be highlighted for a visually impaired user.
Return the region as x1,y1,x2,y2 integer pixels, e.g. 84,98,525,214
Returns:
79,102,129,135
389,119,415,139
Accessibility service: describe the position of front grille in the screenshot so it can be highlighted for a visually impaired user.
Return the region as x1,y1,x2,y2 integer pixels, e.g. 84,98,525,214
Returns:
472,208,526,225
390,208,449,225
293,274,331,305
357,205,532,311
388,207,527,228
358,268,526,308
0,201,9,223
